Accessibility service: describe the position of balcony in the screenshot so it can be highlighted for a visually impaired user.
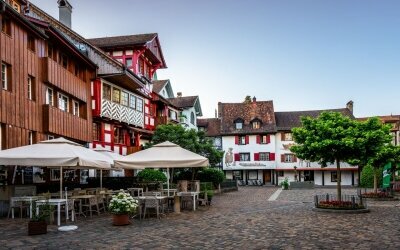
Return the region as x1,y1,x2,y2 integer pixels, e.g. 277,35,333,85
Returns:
42,57,88,101
43,105,90,142
127,146,142,155
100,99,144,128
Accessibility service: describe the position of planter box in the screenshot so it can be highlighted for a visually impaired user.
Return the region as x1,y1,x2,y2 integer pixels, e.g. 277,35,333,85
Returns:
28,221,47,235
290,181,314,189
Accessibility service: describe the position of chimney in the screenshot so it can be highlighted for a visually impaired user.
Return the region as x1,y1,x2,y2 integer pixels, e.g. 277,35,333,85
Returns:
215,109,217,118
252,96,257,102
346,100,353,114
58,0,73,28
177,92,182,98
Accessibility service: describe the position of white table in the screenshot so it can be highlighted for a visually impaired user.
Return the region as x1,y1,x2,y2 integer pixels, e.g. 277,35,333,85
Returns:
177,192,200,211
36,199,69,226
10,196,41,219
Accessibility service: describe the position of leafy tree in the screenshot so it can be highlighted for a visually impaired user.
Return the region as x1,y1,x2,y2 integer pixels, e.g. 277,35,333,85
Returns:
243,95,252,104
291,112,361,200
197,168,225,187
360,164,382,188
146,124,224,180
137,169,167,183
368,144,400,192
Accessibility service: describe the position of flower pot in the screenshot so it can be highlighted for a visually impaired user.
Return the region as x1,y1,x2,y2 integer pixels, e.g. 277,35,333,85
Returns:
112,214,130,226
28,221,47,235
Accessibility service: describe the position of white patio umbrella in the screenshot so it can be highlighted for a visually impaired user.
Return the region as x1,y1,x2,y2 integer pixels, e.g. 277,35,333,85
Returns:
115,141,209,195
0,137,112,197
93,146,144,188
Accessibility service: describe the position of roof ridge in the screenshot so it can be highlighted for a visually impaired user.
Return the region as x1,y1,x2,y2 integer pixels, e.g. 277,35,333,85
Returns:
88,33,158,40
275,108,348,113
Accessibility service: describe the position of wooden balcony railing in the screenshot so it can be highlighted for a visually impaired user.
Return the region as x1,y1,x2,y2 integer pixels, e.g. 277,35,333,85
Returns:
42,57,88,101
43,105,90,142
126,146,142,155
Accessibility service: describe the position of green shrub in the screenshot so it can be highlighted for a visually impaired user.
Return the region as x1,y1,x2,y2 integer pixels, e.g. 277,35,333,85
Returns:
137,169,167,183
360,165,382,188
197,168,225,187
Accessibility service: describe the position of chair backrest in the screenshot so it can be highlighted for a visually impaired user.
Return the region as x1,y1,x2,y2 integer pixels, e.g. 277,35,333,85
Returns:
89,196,97,205
144,197,158,208
67,199,75,211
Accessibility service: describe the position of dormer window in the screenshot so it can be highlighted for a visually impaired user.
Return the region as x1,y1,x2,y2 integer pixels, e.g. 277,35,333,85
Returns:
251,118,262,129
234,118,244,130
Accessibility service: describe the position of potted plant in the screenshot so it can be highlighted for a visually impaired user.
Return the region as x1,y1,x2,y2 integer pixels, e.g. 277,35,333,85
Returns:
281,177,289,190
108,190,138,226
28,201,52,235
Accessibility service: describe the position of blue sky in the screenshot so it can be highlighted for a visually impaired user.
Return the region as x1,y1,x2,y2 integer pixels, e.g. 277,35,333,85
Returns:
31,0,400,118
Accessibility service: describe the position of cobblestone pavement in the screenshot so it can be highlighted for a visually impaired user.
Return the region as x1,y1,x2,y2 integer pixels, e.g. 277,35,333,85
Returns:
1,187,400,249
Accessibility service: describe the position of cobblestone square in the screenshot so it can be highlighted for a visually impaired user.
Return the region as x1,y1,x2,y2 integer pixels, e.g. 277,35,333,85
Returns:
1,187,399,249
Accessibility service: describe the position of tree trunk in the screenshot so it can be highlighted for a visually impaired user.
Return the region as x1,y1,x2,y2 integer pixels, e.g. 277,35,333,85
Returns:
170,169,174,183
373,170,378,193
336,159,342,201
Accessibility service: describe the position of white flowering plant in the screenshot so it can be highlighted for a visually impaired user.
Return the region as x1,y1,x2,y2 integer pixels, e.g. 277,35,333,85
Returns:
108,191,138,215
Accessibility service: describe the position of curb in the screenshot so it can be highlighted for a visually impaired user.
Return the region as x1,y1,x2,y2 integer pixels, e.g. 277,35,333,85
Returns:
312,207,370,214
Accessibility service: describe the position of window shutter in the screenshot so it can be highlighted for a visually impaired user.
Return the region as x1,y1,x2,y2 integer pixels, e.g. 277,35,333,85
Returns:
267,135,271,144
293,155,297,162
245,135,249,144
254,153,260,161
281,132,285,141
234,153,240,161
269,153,275,161
281,154,285,162
256,135,260,144
235,136,238,145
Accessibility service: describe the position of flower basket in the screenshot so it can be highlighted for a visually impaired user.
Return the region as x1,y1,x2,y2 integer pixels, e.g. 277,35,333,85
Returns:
108,190,138,226
112,214,130,226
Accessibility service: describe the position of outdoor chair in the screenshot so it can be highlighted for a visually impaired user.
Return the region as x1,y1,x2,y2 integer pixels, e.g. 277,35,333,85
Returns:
7,200,29,219
96,194,106,213
181,194,194,210
82,196,100,217
143,197,161,219
60,199,76,222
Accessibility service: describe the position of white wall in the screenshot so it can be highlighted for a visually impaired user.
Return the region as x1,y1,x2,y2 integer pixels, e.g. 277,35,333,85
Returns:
182,107,198,130
222,135,276,170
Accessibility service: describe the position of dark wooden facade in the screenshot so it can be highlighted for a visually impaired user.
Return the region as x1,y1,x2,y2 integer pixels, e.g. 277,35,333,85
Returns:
0,2,96,150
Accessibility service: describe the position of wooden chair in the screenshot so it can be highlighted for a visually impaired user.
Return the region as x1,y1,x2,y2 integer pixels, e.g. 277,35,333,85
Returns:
7,200,29,219
96,195,106,213
82,196,99,217
61,199,76,222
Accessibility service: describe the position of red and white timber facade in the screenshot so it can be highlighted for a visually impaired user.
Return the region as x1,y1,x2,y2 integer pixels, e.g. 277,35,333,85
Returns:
198,99,359,186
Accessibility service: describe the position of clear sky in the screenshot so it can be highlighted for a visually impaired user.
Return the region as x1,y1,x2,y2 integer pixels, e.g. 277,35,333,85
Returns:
30,0,400,118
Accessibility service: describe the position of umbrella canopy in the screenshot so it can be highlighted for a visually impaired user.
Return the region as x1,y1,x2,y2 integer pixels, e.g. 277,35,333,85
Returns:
92,146,127,164
114,141,209,169
0,137,112,169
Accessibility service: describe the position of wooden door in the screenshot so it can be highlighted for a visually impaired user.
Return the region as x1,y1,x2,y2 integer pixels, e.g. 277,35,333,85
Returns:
263,170,271,184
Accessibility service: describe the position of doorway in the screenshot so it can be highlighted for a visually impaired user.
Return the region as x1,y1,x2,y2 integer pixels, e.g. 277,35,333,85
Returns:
304,170,314,181
263,170,271,184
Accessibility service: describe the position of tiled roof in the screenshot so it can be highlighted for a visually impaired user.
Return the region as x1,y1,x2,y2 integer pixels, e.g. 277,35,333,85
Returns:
152,80,168,94
168,96,198,108
275,108,354,131
218,101,276,135
197,118,221,137
357,115,400,130
87,33,157,48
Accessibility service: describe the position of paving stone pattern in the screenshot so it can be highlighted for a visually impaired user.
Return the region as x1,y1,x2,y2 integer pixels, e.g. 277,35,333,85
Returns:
1,187,400,249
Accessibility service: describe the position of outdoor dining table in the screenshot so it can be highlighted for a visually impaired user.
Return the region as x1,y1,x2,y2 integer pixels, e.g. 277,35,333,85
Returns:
10,196,41,219
70,194,96,217
177,192,200,211
36,198,69,226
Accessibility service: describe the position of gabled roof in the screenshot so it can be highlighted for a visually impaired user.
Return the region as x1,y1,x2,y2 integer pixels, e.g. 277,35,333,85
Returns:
87,33,158,48
275,108,354,131
197,118,221,137
168,96,203,116
218,101,276,135
152,80,169,94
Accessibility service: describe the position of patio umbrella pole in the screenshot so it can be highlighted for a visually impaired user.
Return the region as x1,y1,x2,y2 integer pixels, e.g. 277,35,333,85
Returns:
100,170,103,189
167,167,170,197
60,166,63,198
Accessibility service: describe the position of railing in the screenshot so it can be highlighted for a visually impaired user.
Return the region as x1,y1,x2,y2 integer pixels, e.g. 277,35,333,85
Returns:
101,99,144,128
42,57,88,101
42,105,90,142
314,194,366,209
155,116,168,126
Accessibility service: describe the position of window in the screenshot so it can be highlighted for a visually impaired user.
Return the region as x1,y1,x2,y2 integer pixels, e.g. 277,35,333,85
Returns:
28,131,33,145
1,62,8,90
283,132,293,141
112,88,120,103
93,123,100,141
46,88,54,106
58,93,68,112
27,35,35,51
169,110,177,120
27,76,35,100
60,53,68,69
278,171,284,177
129,94,136,109
284,154,294,163
252,121,261,129
238,136,246,145
125,58,132,68
190,112,195,125
136,98,143,112
331,171,338,182
1,16,11,36
239,153,250,162
121,91,129,106
47,135,55,140
260,135,269,144
73,101,79,116
102,84,111,100
138,58,144,74
114,127,124,144
48,44,56,61
259,152,270,161
74,64,81,77
235,119,244,130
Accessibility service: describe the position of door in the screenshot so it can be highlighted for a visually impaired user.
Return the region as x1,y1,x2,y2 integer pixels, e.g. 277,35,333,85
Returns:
304,170,314,181
263,170,271,184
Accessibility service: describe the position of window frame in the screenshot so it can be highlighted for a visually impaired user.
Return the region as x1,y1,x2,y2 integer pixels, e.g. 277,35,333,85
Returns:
252,121,261,129
284,132,293,141
239,153,250,162
284,154,294,163
92,123,100,141
260,135,269,144
121,91,129,106
73,101,80,116
129,94,136,109
112,87,121,104
331,171,338,182
259,152,270,161
238,135,246,145
27,75,35,101
125,58,133,68
102,83,112,101
1,62,7,91
58,93,69,112
46,87,54,106
190,112,195,125
136,98,143,112
113,127,124,144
